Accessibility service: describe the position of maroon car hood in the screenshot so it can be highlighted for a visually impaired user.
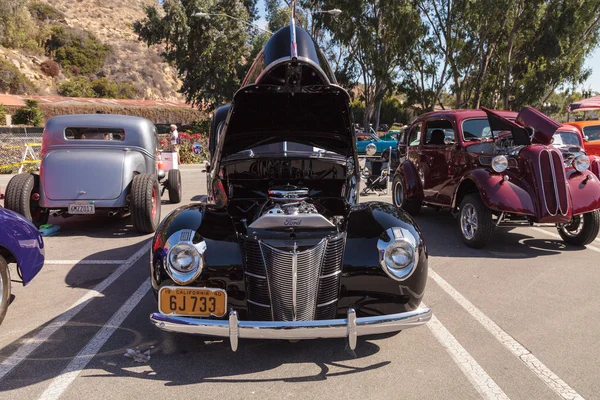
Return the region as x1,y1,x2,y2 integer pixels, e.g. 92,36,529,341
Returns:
481,106,561,146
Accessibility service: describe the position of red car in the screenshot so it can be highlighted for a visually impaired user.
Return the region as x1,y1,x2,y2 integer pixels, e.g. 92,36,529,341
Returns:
555,124,600,178
392,107,600,248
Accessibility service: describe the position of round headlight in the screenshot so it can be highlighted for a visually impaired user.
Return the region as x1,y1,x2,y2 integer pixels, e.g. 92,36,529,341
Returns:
366,143,377,156
491,155,508,173
573,154,590,172
168,244,200,272
385,242,414,270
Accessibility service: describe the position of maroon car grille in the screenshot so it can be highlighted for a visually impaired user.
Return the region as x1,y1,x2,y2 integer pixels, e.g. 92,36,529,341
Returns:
240,233,345,321
538,149,569,216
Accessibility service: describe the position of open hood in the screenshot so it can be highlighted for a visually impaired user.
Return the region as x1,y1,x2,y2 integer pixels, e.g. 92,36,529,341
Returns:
482,106,561,146
219,25,354,158
222,86,354,157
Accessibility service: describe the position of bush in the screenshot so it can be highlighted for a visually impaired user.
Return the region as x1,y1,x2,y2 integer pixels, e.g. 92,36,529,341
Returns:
45,25,111,75
58,77,95,97
40,59,60,77
28,2,65,23
91,77,138,99
12,99,44,126
0,104,6,125
0,59,36,94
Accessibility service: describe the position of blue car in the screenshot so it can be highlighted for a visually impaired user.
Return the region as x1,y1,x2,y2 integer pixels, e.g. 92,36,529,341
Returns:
356,129,398,156
0,196,45,324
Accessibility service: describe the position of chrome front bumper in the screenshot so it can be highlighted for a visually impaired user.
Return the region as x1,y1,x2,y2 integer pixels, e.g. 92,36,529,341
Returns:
150,307,432,351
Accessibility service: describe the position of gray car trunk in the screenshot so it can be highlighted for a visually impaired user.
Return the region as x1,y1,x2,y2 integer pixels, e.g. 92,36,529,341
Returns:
43,149,125,200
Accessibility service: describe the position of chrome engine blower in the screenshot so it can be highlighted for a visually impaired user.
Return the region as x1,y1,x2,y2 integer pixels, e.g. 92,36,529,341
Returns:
248,185,334,229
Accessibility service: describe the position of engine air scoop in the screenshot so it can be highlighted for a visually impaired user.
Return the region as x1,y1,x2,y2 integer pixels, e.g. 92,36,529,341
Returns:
268,185,309,201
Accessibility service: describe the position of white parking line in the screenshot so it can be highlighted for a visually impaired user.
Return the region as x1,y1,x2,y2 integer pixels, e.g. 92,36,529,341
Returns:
429,268,584,400
0,242,150,381
425,304,509,400
45,260,127,265
38,279,150,400
531,227,600,253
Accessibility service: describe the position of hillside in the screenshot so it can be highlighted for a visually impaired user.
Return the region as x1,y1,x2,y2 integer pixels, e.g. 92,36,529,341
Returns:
0,0,182,101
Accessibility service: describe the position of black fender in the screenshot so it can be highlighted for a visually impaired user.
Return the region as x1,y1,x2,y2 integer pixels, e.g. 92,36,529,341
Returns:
340,201,428,315
150,204,244,304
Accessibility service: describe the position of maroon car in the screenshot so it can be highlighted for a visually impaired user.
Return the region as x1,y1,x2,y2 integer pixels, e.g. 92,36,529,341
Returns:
392,107,600,248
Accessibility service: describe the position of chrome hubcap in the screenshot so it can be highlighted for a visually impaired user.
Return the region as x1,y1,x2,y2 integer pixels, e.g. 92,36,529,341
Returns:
560,216,584,237
394,181,403,206
461,204,478,240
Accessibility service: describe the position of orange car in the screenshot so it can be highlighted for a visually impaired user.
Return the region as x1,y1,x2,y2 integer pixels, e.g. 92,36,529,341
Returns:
564,121,600,157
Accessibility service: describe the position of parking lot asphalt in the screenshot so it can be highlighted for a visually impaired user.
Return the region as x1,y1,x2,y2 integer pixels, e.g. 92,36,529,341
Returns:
1,164,599,400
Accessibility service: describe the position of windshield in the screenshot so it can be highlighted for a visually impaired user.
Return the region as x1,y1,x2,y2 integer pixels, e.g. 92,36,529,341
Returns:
461,118,508,141
553,131,582,148
582,125,600,141
224,141,344,160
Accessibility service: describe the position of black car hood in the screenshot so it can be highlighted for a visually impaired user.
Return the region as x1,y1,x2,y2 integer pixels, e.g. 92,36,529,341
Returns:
221,85,354,157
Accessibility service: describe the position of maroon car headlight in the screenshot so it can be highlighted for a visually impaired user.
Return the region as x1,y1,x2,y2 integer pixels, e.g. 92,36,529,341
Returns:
573,155,590,172
491,155,508,173
377,227,418,281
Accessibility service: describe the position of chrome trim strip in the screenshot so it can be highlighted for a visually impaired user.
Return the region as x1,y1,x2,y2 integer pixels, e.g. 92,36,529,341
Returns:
292,243,298,321
547,149,561,215
316,298,338,307
247,299,271,308
244,271,266,279
150,306,432,352
538,150,557,216
320,270,341,279
255,56,330,86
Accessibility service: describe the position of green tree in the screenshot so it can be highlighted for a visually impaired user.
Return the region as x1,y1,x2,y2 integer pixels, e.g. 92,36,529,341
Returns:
58,77,96,97
319,0,422,131
0,104,6,126
45,26,111,75
12,99,44,126
134,0,254,109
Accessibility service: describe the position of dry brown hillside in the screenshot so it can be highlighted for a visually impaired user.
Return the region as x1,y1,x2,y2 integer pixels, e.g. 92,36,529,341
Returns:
0,0,182,101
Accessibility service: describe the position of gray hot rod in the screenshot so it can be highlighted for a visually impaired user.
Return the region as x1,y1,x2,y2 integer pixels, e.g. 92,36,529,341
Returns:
4,114,182,233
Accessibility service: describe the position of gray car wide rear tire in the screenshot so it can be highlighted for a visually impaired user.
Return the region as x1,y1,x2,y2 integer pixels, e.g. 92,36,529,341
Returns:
4,173,49,227
0,255,11,325
131,174,161,234
459,193,494,248
166,169,182,204
557,210,600,246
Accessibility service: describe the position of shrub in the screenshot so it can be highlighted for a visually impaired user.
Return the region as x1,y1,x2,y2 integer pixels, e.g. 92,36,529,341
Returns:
58,77,95,97
0,59,36,94
28,2,65,23
45,25,111,75
12,99,44,126
90,77,138,99
40,59,60,77
0,104,6,125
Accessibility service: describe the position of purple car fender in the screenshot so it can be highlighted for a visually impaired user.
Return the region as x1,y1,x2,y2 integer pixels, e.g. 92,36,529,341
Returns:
0,207,45,285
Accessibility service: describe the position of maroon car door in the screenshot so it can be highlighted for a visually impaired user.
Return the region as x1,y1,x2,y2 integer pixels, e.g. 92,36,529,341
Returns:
420,119,456,204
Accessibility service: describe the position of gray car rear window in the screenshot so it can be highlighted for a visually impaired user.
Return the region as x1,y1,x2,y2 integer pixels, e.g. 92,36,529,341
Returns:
65,127,125,141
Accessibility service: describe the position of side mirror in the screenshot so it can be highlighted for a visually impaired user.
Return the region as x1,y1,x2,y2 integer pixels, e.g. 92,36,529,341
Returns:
584,135,589,142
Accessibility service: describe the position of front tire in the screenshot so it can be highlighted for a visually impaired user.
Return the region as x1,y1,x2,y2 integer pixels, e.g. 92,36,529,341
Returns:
459,194,494,248
4,173,49,227
131,174,161,234
0,256,11,325
558,211,600,246
166,169,182,204
392,175,421,215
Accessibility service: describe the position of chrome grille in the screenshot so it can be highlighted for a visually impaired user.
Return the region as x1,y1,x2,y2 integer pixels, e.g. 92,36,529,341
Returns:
538,148,569,216
241,233,346,322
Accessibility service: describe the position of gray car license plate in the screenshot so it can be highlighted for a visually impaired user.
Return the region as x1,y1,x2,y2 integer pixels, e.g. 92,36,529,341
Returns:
68,202,95,214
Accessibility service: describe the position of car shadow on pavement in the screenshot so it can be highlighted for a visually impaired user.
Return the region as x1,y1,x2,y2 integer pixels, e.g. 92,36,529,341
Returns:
41,211,151,239
414,207,584,259
0,239,150,393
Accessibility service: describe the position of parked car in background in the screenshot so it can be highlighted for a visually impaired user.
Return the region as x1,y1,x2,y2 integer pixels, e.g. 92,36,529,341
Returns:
149,22,431,352
3,115,182,233
564,120,600,158
356,130,398,156
0,188,45,324
392,107,600,248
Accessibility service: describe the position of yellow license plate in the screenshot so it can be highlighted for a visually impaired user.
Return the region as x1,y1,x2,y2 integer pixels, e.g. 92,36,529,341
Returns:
158,287,227,317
